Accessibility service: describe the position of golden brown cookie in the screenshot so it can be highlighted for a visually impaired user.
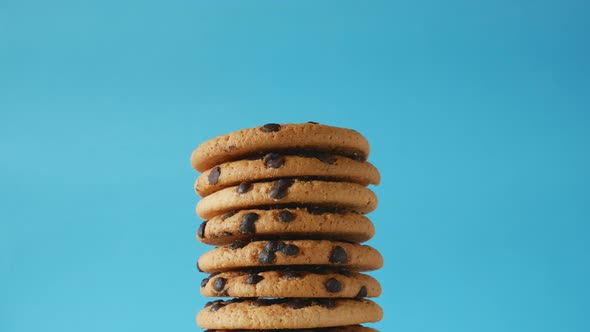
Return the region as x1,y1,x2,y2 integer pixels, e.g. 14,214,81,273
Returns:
204,325,378,332
196,180,378,219
196,298,383,329
190,123,371,172
197,208,375,245
197,240,384,273
196,153,380,197
200,268,381,298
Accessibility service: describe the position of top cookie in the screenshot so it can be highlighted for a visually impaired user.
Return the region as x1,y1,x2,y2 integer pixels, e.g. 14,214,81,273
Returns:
190,123,371,172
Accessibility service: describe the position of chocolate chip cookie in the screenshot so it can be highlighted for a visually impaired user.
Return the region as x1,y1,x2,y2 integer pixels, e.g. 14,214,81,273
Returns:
197,240,383,273
196,179,378,219
204,326,377,332
196,154,380,197
205,325,378,332
190,122,370,172
196,298,383,329
197,208,375,245
200,268,381,298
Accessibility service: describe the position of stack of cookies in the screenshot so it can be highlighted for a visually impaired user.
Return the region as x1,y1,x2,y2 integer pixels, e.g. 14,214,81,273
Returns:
190,122,383,331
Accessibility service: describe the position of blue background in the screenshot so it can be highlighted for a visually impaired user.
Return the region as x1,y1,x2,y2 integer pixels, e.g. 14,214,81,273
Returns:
1,1,589,331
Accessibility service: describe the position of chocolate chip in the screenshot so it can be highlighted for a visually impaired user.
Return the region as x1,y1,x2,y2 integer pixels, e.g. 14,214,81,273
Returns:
263,153,285,168
316,152,337,164
245,274,264,284
329,246,348,264
197,220,207,239
239,213,259,234
206,299,226,311
221,211,236,220
228,240,246,250
200,277,209,288
280,269,302,279
317,298,336,308
280,244,299,256
356,286,368,298
258,249,276,264
265,240,286,252
325,278,342,292
237,182,252,194
277,210,295,222
207,299,224,306
210,302,225,312
269,179,294,200
307,121,319,124
285,298,311,309
260,123,281,132
208,166,221,185
212,277,227,292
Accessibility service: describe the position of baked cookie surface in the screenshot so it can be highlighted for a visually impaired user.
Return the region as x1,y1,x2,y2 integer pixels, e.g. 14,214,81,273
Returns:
197,240,384,273
196,154,380,197
190,123,371,172
197,208,375,245
200,268,381,298
204,325,378,332
196,298,383,329
196,180,378,219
